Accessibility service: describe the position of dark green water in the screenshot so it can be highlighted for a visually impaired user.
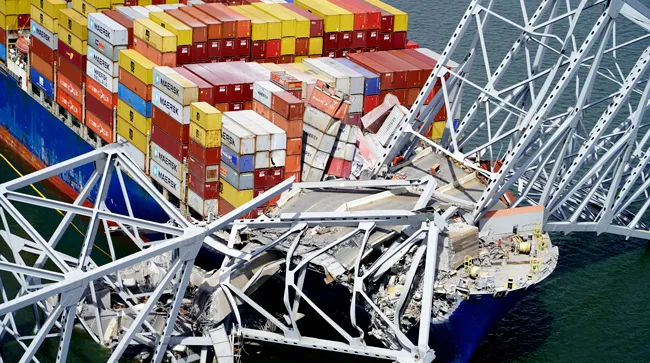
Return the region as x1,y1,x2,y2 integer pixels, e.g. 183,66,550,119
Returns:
1,1,650,362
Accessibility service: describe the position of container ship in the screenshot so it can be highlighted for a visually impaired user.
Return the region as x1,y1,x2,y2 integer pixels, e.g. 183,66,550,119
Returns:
0,1,558,362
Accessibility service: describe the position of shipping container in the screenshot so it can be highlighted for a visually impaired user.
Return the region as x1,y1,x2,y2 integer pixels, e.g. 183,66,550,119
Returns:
30,67,54,98
151,124,188,161
271,90,303,120
152,105,190,142
251,3,296,37
253,167,284,189
174,67,215,104
57,87,83,120
270,111,302,139
219,162,253,189
373,51,417,88
183,64,232,104
221,116,256,155
153,66,199,106
30,5,58,34
88,46,119,77
151,141,185,180
57,72,83,103
87,76,118,108
189,139,220,166
188,155,219,183
58,25,87,56
103,10,134,45
333,57,380,95
118,48,156,84
166,9,207,44
210,3,251,38
149,11,192,46
88,30,127,62
150,159,183,199
133,18,177,53
118,66,152,100
195,4,236,39
58,9,88,41
31,19,58,50
365,0,407,32
30,0,67,20
118,83,152,117
190,101,222,130
178,6,223,40
117,117,149,153
152,88,190,125
219,178,254,208
1,0,29,14
187,189,218,218
118,99,151,134
281,3,323,38
220,144,254,173
31,36,56,64
86,91,113,124
86,111,114,143
189,173,219,200
347,52,394,90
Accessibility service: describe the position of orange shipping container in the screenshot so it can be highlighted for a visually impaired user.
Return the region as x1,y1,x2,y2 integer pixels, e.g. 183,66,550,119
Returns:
119,67,153,101
179,6,223,40
86,111,114,143
286,138,302,155
86,77,118,109
166,9,208,44
30,53,54,81
285,155,301,173
57,72,83,104
271,112,303,139
57,87,83,120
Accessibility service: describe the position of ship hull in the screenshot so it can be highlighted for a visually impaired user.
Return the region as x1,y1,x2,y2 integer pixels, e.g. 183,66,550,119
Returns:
0,72,167,222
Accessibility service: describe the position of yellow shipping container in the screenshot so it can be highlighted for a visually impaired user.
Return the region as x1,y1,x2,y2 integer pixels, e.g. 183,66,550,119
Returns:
134,18,177,53
72,0,108,17
190,122,221,148
230,6,267,42
281,8,310,39
117,100,152,135
30,0,66,19
294,56,307,63
220,178,254,208
58,26,87,55
308,37,323,55
365,0,408,32
137,0,152,5
0,13,19,30
111,0,124,4
149,11,192,46
295,0,339,33
59,9,88,41
252,3,296,38
321,1,353,32
85,0,112,8
241,5,281,40
31,5,58,34
117,119,148,154
281,37,296,56
1,0,29,15
190,102,222,131
118,49,157,84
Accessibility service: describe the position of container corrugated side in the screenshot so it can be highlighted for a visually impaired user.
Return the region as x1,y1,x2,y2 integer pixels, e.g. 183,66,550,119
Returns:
221,116,256,155
190,102,222,131
152,88,190,125
133,18,177,53
87,60,118,93
153,66,199,106
30,0,67,20
148,11,193,46
88,46,119,77
59,8,88,40
118,48,156,84
150,159,183,199
88,12,129,46
88,30,127,61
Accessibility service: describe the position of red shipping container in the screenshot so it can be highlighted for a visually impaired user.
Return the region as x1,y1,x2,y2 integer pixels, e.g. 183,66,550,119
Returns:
177,45,192,65
86,111,114,143
0,28,6,44
174,67,215,104
349,48,363,54
375,52,419,88
345,113,362,128
86,91,113,122
124,0,137,7
282,3,323,37
351,30,366,49
228,102,244,111
338,32,353,49
210,4,251,38
243,100,253,110
57,55,84,87
252,188,281,207
271,113,303,139
151,124,189,161
133,36,148,57
266,39,281,58
147,46,177,67
189,139,220,165
166,9,208,43
152,106,189,143
329,0,366,31
389,50,432,87
184,64,233,103
104,10,134,46
285,155,301,173
198,63,246,101
366,47,378,53
336,49,349,58
324,32,338,51
57,87,83,120
196,4,236,38
119,67,152,101
377,10,394,33
325,51,336,58
346,0,381,30
286,138,302,155
18,15,30,28
363,94,380,114
180,6,223,40
366,30,380,48
218,197,262,219
152,0,165,4
280,55,294,64
295,38,308,56
31,37,56,64
326,158,352,178
266,57,281,64
192,42,207,63
58,40,86,70
87,77,118,109
271,91,304,120
222,39,237,57
285,171,301,183
57,72,83,103
251,40,266,58
406,87,419,106
235,38,250,57
189,156,218,183
189,173,219,199
207,39,223,58
393,32,407,49
379,32,393,51
254,167,284,189
253,99,272,120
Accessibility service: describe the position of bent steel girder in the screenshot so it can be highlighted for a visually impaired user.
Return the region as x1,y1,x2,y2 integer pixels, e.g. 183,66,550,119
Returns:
379,0,650,240
0,144,446,363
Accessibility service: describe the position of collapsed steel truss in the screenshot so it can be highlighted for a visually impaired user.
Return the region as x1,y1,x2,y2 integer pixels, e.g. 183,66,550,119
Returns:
0,143,448,363
377,0,650,239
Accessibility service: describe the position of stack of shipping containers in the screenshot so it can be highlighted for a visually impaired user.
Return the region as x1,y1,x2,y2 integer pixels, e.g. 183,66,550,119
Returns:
85,12,129,144
196,3,251,62
250,3,296,64
230,5,279,63
281,3,323,59
56,8,87,122
165,9,207,64
1,0,30,61
150,66,198,204
294,0,353,59
133,17,177,66
187,102,221,218
148,11,192,65
117,48,156,170
365,0,408,50
30,0,66,101
178,5,224,63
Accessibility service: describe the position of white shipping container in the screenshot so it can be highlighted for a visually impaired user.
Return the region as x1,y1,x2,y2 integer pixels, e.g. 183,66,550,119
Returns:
157,4,185,10
88,47,118,77
150,160,183,199
333,141,356,161
255,151,270,170
337,124,359,144
129,6,151,18
116,6,147,20
151,142,184,180
145,5,164,12
349,94,363,114
152,88,191,125
247,62,272,79
303,144,317,165
153,67,199,106
88,30,126,61
301,164,311,182
88,13,129,46
378,105,409,146
187,189,218,218
312,150,330,170
303,58,351,95
253,81,283,108
304,165,324,182
220,163,254,190
227,112,271,152
31,22,57,50
221,117,256,155
86,61,119,93
303,123,336,153
303,105,337,134
117,136,145,171
243,111,286,151
270,150,286,167
318,57,364,95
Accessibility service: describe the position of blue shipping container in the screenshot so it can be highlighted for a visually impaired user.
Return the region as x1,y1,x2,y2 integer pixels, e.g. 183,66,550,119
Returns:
0,43,6,62
221,145,254,173
30,67,54,98
118,83,152,117
334,58,380,96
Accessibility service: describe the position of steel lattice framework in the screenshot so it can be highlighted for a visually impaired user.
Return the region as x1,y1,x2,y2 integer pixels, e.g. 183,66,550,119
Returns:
377,0,650,240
